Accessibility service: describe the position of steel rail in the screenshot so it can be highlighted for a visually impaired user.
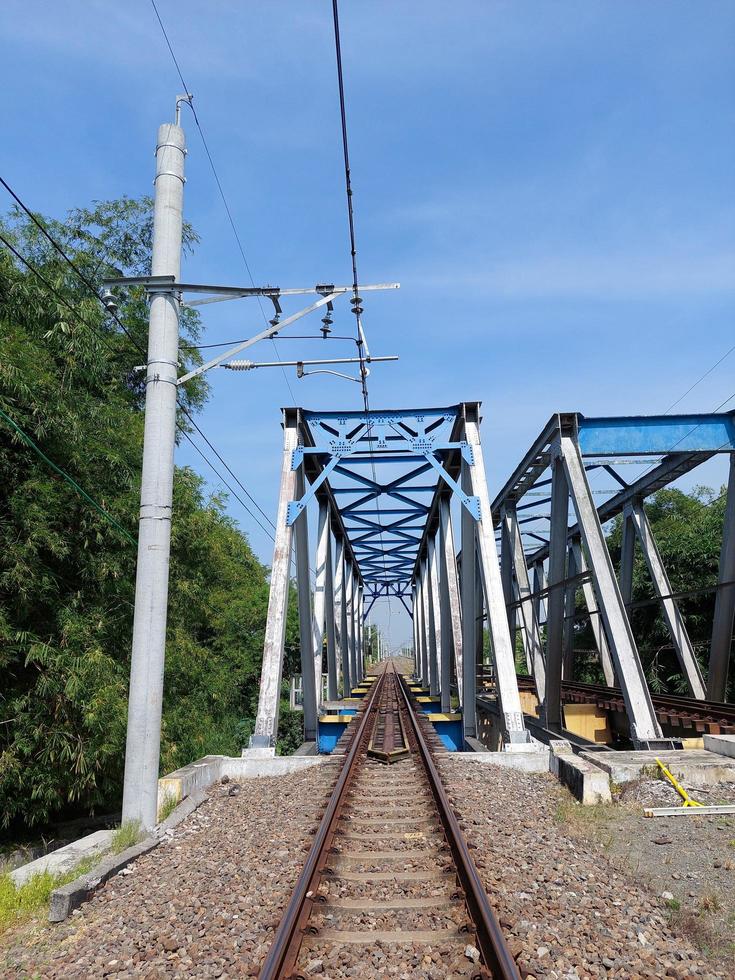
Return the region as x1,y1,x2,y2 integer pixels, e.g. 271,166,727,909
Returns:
561,680,735,714
257,671,386,979
509,675,735,732
395,674,522,980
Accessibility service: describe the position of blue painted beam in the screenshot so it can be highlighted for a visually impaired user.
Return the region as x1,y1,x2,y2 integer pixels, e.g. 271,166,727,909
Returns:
304,407,459,422
318,455,429,464
578,412,735,456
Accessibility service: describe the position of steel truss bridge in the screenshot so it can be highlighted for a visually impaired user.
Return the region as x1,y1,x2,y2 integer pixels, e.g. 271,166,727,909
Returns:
249,403,735,754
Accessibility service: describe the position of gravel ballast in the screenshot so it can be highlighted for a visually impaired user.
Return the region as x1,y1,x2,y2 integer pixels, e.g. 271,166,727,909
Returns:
3,752,733,978
440,757,730,979
2,764,337,978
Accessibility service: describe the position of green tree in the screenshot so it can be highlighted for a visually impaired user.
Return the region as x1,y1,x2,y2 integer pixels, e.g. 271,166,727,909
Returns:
570,487,729,696
0,198,290,831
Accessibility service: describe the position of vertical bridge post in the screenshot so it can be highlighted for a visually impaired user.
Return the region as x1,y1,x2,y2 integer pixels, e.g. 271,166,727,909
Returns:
419,558,430,685
249,411,300,754
427,534,441,697
294,446,318,741
324,515,338,701
463,405,529,746
460,448,478,740
543,450,568,732
336,538,351,695
570,537,615,686
439,496,461,711
311,498,332,709
708,455,735,700
357,583,365,682
506,505,546,701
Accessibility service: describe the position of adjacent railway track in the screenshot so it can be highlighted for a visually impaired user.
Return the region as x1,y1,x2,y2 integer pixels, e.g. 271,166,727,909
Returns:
258,664,520,979
509,674,735,735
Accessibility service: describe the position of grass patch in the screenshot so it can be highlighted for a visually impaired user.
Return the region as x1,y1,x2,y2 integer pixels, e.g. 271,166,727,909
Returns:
665,898,681,912
554,797,612,827
700,892,722,913
668,908,722,957
111,820,142,855
0,857,96,934
157,792,179,823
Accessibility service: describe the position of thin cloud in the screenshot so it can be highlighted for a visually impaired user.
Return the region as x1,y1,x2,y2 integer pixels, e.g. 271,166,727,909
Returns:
413,249,735,298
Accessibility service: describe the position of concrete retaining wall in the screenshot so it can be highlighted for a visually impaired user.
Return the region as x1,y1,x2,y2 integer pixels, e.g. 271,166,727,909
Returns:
10,830,113,887
581,748,735,788
550,740,612,805
49,752,331,923
704,734,735,759
456,738,551,773
157,753,330,818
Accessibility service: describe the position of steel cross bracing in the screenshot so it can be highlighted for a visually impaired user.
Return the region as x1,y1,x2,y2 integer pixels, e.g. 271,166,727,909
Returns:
248,402,532,753
489,410,735,750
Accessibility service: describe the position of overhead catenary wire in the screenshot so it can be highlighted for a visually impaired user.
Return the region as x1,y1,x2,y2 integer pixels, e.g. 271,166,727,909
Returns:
148,0,297,406
0,231,127,362
0,175,147,357
330,0,393,625
177,425,276,542
615,332,735,490
632,388,735,487
330,0,369,407
0,217,278,547
663,343,735,415
178,403,276,532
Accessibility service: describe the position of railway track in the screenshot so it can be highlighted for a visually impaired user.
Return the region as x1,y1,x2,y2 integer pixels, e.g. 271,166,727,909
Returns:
560,680,735,735
508,674,735,735
258,664,520,979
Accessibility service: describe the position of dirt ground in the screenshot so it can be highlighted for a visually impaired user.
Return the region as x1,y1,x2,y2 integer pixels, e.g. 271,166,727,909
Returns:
557,774,735,972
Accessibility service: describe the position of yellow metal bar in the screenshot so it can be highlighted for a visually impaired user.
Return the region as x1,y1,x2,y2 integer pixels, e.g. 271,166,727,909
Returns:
655,758,703,808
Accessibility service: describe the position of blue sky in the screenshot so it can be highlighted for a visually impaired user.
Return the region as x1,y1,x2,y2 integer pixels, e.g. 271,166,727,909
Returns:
2,1,734,651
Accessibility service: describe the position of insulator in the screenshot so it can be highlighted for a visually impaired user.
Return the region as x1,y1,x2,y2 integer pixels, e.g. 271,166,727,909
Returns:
101,289,118,313
223,360,255,371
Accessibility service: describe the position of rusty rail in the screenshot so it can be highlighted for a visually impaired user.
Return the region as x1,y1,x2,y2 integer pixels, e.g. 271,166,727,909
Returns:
396,673,521,980
258,665,521,979
510,674,735,735
257,670,385,979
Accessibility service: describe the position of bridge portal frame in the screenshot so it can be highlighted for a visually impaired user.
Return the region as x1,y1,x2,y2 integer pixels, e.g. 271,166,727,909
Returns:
491,410,735,748
248,402,532,753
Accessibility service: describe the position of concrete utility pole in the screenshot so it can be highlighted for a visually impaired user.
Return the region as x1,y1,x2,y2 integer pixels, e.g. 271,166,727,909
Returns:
122,106,186,830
